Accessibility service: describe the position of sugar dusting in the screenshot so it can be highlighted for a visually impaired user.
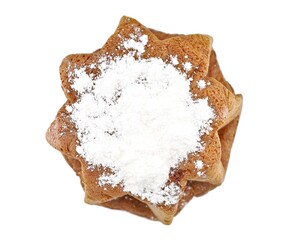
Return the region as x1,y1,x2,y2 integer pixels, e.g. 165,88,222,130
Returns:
68,30,215,205
170,55,179,65
194,159,206,177
183,62,192,72
197,79,206,90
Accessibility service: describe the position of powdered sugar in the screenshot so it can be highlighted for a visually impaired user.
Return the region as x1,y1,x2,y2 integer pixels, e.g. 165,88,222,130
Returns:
68,31,215,205
197,79,206,89
122,32,148,55
170,55,179,65
183,62,192,72
194,160,204,170
66,105,73,113
71,68,93,92
194,159,206,177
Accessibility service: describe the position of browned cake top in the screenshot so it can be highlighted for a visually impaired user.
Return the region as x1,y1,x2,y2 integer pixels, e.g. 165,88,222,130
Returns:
47,16,240,209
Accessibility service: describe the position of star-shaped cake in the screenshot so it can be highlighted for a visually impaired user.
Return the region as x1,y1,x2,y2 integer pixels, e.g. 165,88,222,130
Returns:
46,16,242,224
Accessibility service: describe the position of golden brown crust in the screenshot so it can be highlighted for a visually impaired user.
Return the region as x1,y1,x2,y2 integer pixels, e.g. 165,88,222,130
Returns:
46,16,242,224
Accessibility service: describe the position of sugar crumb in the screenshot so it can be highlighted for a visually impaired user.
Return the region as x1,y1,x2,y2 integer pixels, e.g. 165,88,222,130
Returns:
197,79,206,90
66,105,73,113
170,55,179,66
183,62,192,71
194,160,204,170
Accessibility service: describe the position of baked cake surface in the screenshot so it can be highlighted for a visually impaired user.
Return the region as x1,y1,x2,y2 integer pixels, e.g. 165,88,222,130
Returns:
46,16,242,224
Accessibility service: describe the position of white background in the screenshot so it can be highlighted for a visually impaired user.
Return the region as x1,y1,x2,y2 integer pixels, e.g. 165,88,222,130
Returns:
1,0,283,239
